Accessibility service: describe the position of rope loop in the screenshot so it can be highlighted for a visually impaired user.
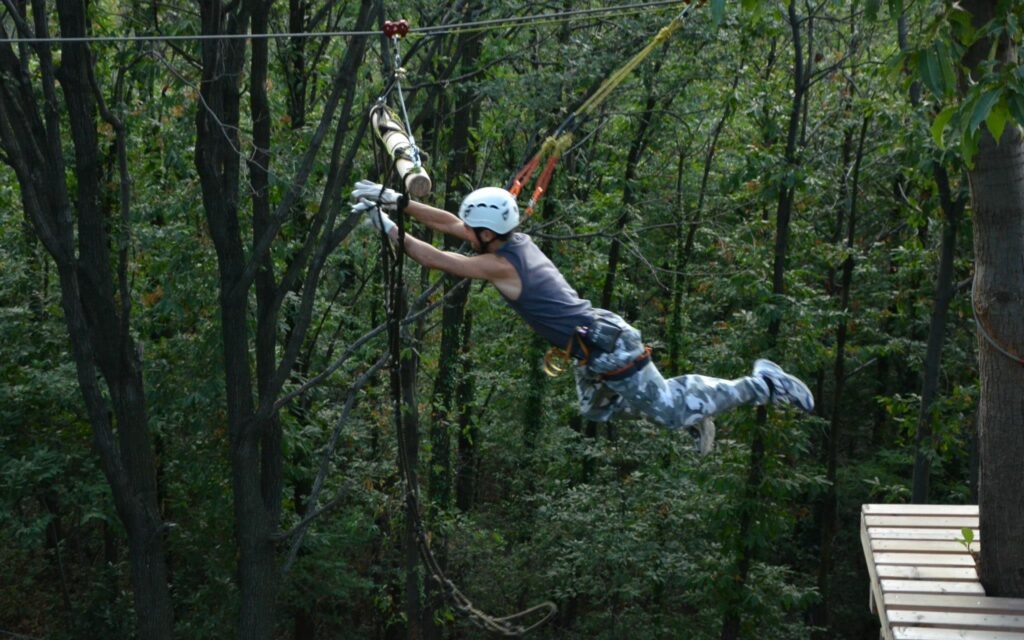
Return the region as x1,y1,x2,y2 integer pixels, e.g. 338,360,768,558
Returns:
972,277,1024,366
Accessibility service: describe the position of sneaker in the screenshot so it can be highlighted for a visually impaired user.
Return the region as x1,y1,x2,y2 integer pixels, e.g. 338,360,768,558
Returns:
753,359,814,413
687,417,716,456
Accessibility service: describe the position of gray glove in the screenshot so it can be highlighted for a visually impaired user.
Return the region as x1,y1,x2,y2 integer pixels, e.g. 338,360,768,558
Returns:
353,198,396,235
351,180,401,211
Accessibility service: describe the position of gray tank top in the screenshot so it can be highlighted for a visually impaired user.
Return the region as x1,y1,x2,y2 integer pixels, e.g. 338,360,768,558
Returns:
496,233,594,348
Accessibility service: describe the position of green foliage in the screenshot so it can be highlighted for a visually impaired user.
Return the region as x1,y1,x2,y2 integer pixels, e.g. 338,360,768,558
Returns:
0,0,986,637
957,527,977,560
889,0,1024,163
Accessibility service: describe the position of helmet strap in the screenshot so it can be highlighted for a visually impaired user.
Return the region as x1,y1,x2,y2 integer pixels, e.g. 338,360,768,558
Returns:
472,227,494,253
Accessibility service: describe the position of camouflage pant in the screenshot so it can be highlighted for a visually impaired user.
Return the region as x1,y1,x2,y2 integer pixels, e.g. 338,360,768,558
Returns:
574,310,770,429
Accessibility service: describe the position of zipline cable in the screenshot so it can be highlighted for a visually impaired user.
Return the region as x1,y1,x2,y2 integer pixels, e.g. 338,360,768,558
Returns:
0,0,689,45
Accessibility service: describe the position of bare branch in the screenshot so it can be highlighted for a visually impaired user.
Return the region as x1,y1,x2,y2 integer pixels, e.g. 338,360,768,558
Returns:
277,351,390,575
270,275,468,412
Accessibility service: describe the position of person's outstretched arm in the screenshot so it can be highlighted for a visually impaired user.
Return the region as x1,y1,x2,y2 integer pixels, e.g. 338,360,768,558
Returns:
403,200,475,244
359,201,519,294
391,227,510,281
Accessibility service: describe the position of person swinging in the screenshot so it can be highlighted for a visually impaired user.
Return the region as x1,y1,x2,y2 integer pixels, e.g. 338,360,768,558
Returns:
351,182,814,454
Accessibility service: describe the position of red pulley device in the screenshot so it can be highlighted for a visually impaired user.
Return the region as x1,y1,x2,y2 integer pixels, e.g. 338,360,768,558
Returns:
383,19,409,38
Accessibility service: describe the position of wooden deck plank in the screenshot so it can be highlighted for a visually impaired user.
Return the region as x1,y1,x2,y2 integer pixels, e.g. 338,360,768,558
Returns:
888,610,1024,629
885,594,1024,614
863,504,1024,640
864,504,979,516
865,515,981,529
873,540,980,553
881,579,986,595
874,553,977,567
869,528,981,541
863,511,894,639
869,527,980,540
878,566,979,580
893,627,1024,639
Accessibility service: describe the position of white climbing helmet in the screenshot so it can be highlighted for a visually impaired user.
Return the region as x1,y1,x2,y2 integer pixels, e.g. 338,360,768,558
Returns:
458,187,520,234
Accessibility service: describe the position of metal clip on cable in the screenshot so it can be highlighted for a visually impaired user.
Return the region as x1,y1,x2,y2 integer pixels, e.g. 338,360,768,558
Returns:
383,19,421,170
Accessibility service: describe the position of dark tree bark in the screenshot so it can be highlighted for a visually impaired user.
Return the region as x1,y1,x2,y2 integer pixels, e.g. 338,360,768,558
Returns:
814,115,869,636
668,74,737,371
431,8,482,512
194,0,374,636
454,311,478,511
911,165,964,503
284,0,310,129
600,53,675,310
0,2,174,637
414,9,485,639
961,0,1024,598
193,5,274,637
972,124,1024,597
721,2,805,637
893,4,969,504
401,305,424,640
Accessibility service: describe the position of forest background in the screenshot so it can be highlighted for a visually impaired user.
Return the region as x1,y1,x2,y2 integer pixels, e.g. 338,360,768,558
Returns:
2,0,1022,638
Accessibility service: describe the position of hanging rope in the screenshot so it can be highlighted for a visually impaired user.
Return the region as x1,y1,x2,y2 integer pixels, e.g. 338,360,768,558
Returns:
508,0,703,217
374,150,556,639
370,23,556,636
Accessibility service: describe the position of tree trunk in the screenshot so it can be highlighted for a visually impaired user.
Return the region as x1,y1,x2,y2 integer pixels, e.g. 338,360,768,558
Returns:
600,56,673,310
722,2,804,636
970,125,1024,596
668,75,737,371
195,0,374,634
402,345,424,640
194,3,279,638
455,311,478,512
814,115,869,636
386,274,423,639
431,7,482,510
961,0,1024,598
894,4,968,504
911,165,963,503
0,2,175,637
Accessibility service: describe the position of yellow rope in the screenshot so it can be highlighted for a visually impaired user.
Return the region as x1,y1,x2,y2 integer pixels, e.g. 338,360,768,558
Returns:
539,133,575,160
531,3,694,166
573,7,690,119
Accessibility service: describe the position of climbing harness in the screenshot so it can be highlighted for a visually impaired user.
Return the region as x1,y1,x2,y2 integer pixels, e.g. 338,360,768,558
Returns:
542,328,653,380
508,0,703,218
369,18,557,636
602,345,653,381
543,331,590,377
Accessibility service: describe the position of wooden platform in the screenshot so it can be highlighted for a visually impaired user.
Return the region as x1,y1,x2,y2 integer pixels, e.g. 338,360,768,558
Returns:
861,504,1024,639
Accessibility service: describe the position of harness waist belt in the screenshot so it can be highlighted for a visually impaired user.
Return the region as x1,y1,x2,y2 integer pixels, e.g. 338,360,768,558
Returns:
601,346,652,381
